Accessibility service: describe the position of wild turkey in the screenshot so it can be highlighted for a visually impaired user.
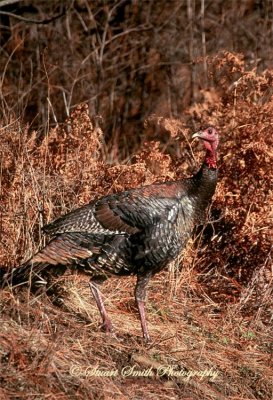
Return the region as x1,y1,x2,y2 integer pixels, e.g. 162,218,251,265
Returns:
1,126,219,341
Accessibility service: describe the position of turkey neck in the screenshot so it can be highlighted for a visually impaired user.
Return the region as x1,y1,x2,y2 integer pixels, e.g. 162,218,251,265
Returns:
186,148,218,220
204,145,217,169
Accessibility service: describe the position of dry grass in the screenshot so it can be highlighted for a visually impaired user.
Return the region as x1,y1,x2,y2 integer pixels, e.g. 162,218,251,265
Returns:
1,273,272,399
0,2,273,399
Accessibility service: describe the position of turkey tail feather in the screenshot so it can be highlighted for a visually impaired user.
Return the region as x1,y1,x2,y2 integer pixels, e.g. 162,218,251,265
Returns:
1,261,49,288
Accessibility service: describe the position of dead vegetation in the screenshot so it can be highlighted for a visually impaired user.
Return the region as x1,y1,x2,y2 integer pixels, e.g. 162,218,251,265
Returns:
0,1,273,399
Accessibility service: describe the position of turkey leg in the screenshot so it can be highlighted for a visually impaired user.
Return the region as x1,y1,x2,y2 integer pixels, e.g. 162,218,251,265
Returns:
89,277,113,333
135,272,153,342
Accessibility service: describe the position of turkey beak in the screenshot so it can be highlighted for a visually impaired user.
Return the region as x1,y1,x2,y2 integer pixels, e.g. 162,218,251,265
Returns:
192,131,203,140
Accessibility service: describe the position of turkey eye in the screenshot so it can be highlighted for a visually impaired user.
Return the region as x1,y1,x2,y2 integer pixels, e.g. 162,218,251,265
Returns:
208,128,212,134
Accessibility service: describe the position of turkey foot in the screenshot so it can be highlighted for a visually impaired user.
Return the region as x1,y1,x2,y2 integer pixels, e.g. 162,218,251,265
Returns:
100,317,113,333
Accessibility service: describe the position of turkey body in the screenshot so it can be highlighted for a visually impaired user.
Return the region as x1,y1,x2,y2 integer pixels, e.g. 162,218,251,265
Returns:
42,166,216,276
2,126,219,341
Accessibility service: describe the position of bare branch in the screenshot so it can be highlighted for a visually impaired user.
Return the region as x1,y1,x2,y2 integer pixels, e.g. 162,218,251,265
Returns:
0,1,73,24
